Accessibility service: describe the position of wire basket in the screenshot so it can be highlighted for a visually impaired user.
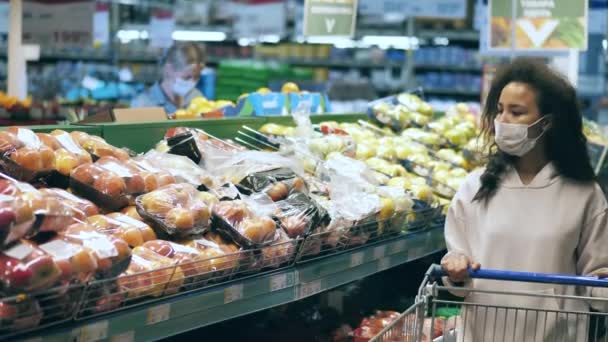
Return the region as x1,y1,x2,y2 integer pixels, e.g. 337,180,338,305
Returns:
0,283,85,340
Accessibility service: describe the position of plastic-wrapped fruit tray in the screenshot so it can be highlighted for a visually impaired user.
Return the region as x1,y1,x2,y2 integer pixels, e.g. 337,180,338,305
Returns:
0,207,443,339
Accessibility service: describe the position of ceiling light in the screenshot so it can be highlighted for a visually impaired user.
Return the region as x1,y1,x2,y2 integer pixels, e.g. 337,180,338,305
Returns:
172,31,227,42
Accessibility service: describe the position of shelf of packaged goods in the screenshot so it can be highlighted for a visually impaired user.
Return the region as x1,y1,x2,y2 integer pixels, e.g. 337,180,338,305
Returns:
414,64,482,73
208,57,405,69
17,226,445,342
423,88,479,98
417,30,480,42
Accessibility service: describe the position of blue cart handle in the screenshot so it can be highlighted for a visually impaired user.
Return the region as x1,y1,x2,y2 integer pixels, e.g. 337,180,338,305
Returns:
429,264,608,288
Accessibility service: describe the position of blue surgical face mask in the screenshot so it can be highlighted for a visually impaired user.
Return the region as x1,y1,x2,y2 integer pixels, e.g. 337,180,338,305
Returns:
172,77,196,97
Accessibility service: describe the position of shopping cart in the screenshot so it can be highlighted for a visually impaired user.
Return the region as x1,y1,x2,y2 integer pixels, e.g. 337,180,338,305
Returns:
371,265,608,342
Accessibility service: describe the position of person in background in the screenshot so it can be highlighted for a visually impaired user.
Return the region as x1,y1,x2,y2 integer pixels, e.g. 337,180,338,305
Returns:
131,42,205,114
441,58,608,341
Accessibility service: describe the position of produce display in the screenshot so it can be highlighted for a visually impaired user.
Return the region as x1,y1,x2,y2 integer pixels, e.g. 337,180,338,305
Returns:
0,94,451,337
137,183,212,238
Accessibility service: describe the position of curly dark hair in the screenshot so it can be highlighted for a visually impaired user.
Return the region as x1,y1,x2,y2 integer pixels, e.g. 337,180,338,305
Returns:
473,57,595,202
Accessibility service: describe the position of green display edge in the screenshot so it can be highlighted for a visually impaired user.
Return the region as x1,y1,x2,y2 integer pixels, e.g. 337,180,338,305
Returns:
17,226,444,342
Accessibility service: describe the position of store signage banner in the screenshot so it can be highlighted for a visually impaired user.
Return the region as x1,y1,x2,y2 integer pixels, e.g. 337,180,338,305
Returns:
303,0,358,37
22,0,95,47
489,0,588,50
359,0,465,19
93,2,110,46
233,1,287,38
149,9,175,49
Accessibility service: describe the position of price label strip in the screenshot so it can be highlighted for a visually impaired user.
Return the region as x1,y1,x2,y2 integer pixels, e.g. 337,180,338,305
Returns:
224,284,244,304
378,257,392,272
111,331,135,342
72,321,109,342
270,272,296,292
373,245,386,260
298,279,322,299
350,252,364,268
390,240,406,254
147,304,171,325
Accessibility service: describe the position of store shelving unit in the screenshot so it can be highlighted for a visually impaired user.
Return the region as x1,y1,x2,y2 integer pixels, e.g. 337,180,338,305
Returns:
423,88,479,98
16,226,445,342
414,64,482,73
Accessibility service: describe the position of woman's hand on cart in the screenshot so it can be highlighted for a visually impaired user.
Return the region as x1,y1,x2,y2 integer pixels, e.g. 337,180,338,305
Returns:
440,252,480,283
589,268,608,279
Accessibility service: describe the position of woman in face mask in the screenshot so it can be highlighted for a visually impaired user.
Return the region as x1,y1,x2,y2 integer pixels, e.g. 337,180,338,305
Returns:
440,58,608,341
131,42,204,114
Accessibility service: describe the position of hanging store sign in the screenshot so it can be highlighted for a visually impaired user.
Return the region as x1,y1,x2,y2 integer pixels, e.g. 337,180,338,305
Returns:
303,0,358,37
489,0,588,51
148,8,175,49
358,0,466,20
23,0,94,47
233,1,286,39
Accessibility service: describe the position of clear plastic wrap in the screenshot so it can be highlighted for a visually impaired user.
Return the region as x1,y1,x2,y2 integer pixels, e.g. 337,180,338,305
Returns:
29,130,94,188
39,238,98,284
60,223,132,278
123,159,176,192
236,167,308,201
138,150,216,190
118,246,184,299
259,228,296,269
0,178,86,246
38,188,99,218
159,127,244,166
353,310,401,342
69,131,131,161
0,128,56,183
0,298,42,333
198,230,258,274
121,206,144,221
307,134,356,160
180,236,239,278
376,186,415,234
143,239,230,287
0,240,61,293
70,156,145,211
212,198,277,247
80,280,124,316
207,150,304,186
274,192,328,239
87,214,157,247
136,184,213,238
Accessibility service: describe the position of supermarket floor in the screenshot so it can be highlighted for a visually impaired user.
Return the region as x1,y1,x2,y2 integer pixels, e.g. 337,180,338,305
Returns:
163,252,443,342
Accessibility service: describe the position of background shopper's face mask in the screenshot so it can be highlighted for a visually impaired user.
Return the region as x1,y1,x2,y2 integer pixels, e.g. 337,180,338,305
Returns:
172,77,196,97
494,116,551,156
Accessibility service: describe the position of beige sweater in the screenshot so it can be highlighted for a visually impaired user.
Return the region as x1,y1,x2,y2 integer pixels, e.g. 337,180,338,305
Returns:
445,162,608,341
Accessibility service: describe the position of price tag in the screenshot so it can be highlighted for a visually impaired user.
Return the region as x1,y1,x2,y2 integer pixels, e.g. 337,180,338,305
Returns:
350,252,364,268
22,338,42,342
270,273,289,292
112,331,134,342
146,304,171,325
390,240,406,254
373,246,386,260
80,321,109,342
224,284,244,304
378,257,391,272
298,280,322,299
